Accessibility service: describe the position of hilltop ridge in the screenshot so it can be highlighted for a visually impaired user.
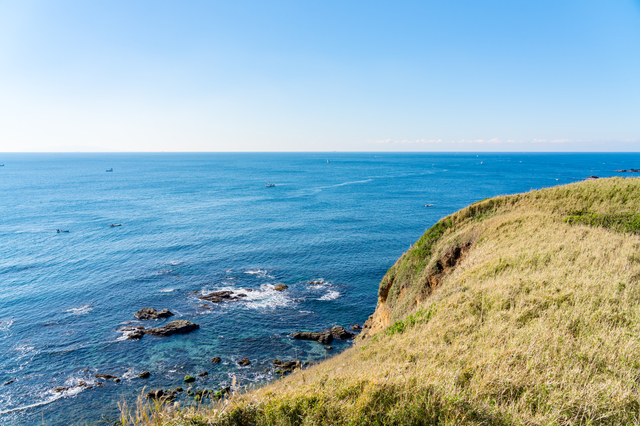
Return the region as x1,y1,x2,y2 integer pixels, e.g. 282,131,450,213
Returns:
127,177,640,426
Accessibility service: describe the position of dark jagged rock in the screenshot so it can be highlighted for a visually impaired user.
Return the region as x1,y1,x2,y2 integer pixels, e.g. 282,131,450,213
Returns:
198,295,223,303
144,320,199,336
211,357,221,363
588,175,599,179
138,371,150,379
291,331,333,344
174,387,183,393
237,293,247,297
326,346,333,350
95,374,117,380
330,326,355,339
238,358,251,366
97,382,104,387
54,386,69,392
351,324,361,331
244,288,253,292
274,284,288,291
197,371,208,377
3,380,14,386
146,389,164,399
134,308,174,320
199,291,234,303
114,378,121,383
308,281,323,285
273,359,301,373
127,330,145,340
184,375,195,383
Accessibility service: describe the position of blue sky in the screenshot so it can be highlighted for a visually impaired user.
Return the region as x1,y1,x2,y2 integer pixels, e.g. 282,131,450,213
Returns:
1,1,639,152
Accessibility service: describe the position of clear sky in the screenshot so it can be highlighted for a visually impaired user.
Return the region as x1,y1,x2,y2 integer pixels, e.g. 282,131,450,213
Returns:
1,1,639,152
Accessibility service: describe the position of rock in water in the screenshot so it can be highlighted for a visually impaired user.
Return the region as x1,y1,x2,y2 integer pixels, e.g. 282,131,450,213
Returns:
330,326,355,339
94,374,117,380
211,357,221,363
291,331,333,344
273,284,288,291
184,375,195,383
127,330,145,340
238,358,251,366
146,389,164,399
273,359,301,373
134,307,174,320
351,324,361,331
138,371,150,379
144,320,200,336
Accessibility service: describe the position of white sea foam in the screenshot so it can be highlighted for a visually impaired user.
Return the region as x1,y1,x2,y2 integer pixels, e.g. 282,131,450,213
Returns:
167,261,182,266
318,290,340,301
159,288,174,293
242,284,293,310
64,304,93,315
0,376,93,415
0,319,14,332
299,310,314,314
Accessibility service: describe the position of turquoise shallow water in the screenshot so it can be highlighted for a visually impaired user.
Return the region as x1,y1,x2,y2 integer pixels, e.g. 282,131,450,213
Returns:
0,152,638,425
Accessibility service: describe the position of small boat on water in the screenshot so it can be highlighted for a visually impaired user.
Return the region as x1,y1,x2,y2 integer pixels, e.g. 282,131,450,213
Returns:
265,183,275,187
110,223,122,227
56,229,70,233
327,160,330,163
425,204,434,207
106,168,113,172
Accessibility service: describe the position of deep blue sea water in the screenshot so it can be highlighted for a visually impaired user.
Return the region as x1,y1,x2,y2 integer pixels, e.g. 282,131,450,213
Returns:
1,152,638,425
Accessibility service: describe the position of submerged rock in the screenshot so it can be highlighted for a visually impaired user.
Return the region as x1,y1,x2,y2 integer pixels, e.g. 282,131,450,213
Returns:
94,374,117,380
144,320,199,336
238,358,251,366
291,331,333,344
134,307,174,320
138,371,150,379
274,285,288,291
211,357,221,363
3,380,14,386
330,326,355,339
197,371,208,377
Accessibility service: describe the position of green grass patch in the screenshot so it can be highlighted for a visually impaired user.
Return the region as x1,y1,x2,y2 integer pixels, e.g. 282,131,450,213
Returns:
565,211,640,234
386,304,437,336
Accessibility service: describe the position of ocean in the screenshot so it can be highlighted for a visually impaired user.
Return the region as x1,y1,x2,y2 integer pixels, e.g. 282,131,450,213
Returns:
0,152,637,425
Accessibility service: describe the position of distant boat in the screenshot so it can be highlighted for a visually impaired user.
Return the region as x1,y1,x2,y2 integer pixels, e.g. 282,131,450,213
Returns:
106,168,113,172
327,160,330,163
110,223,122,227
265,183,276,187
425,204,434,207
56,229,70,233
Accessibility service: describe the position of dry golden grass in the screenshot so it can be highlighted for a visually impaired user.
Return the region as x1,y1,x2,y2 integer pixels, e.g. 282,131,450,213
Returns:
126,177,640,426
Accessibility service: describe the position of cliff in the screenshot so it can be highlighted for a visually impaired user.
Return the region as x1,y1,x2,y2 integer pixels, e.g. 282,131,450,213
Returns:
129,177,640,426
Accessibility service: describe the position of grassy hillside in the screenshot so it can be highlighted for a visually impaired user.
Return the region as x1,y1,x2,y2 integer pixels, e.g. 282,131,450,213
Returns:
126,177,640,426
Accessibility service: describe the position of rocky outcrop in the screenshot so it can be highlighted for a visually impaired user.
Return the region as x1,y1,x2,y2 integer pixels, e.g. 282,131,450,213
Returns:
273,359,301,373
138,371,150,379
144,320,199,336
211,357,221,363
274,285,288,291
134,308,174,320
291,331,333,344
238,358,251,366
127,330,145,339
329,326,354,339
94,374,117,380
